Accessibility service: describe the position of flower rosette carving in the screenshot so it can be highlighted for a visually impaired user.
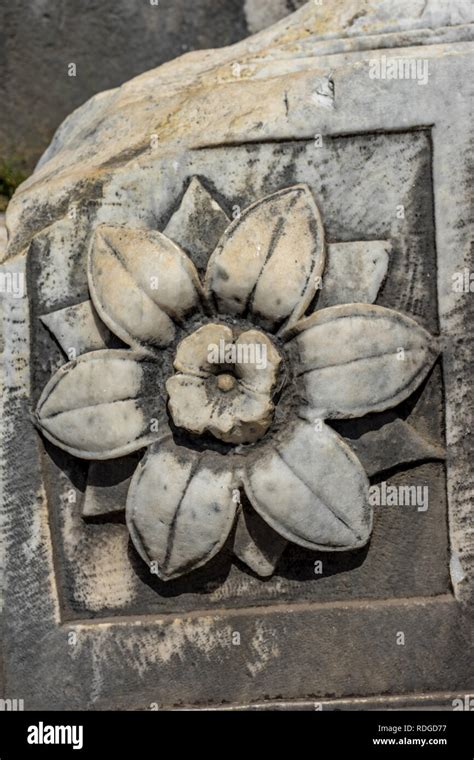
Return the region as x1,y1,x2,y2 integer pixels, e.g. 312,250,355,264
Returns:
35,182,440,581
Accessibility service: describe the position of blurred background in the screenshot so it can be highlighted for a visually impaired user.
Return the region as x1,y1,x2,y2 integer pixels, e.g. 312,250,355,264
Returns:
0,0,307,209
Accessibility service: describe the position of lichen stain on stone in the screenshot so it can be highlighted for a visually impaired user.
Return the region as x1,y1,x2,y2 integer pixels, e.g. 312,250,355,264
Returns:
21,486,46,563
72,617,235,692
77,531,138,611
450,550,466,586
246,620,280,677
61,491,84,564
22,485,62,622
207,575,253,601
61,493,138,611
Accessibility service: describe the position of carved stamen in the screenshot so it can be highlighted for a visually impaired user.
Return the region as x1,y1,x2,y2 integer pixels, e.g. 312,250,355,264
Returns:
217,373,237,393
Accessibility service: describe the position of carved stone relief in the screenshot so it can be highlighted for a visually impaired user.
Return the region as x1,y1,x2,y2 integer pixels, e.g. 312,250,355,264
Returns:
33,181,439,583
21,126,452,619
1,0,472,711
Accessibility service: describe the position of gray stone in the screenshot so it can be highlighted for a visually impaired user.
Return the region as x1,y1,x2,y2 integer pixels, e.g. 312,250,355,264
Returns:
82,457,141,518
0,214,7,258
318,241,390,309
335,415,445,478
40,300,113,357
30,176,442,570
0,0,472,711
234,502,288,577
164,178,230,274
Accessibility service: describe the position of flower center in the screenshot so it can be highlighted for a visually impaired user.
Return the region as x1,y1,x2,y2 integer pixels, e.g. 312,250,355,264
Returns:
217,373,237,393
166,322,283,445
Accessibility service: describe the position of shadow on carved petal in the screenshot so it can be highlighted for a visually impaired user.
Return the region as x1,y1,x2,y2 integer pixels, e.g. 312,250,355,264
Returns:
234,499,288,577
205,185,324,331
40,299,116,359
126,440,239,580
35,349,165,460
243,419,371,551
82,455,141,518
331,414,445,478
163,177,230,274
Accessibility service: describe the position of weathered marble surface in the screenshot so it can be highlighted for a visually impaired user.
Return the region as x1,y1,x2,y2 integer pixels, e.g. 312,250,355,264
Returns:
1,0,472,710
4,0,474,258
0,213,6,245
29,178,439,582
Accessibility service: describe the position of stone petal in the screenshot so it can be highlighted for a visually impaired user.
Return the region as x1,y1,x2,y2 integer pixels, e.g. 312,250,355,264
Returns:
233,503,287,577
219,388,275,444
163,177,230,274
40,299,114,358
244,419,371,551
331,415,445,477
126,441,238,580
173,323,234,377
82,455,141,517
290,304,439,419
234,330,281,394
88,224,203,351
166,373,274,444
317,241,391,309
166,374,215,435
205,185,324,330
35,350,165,459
